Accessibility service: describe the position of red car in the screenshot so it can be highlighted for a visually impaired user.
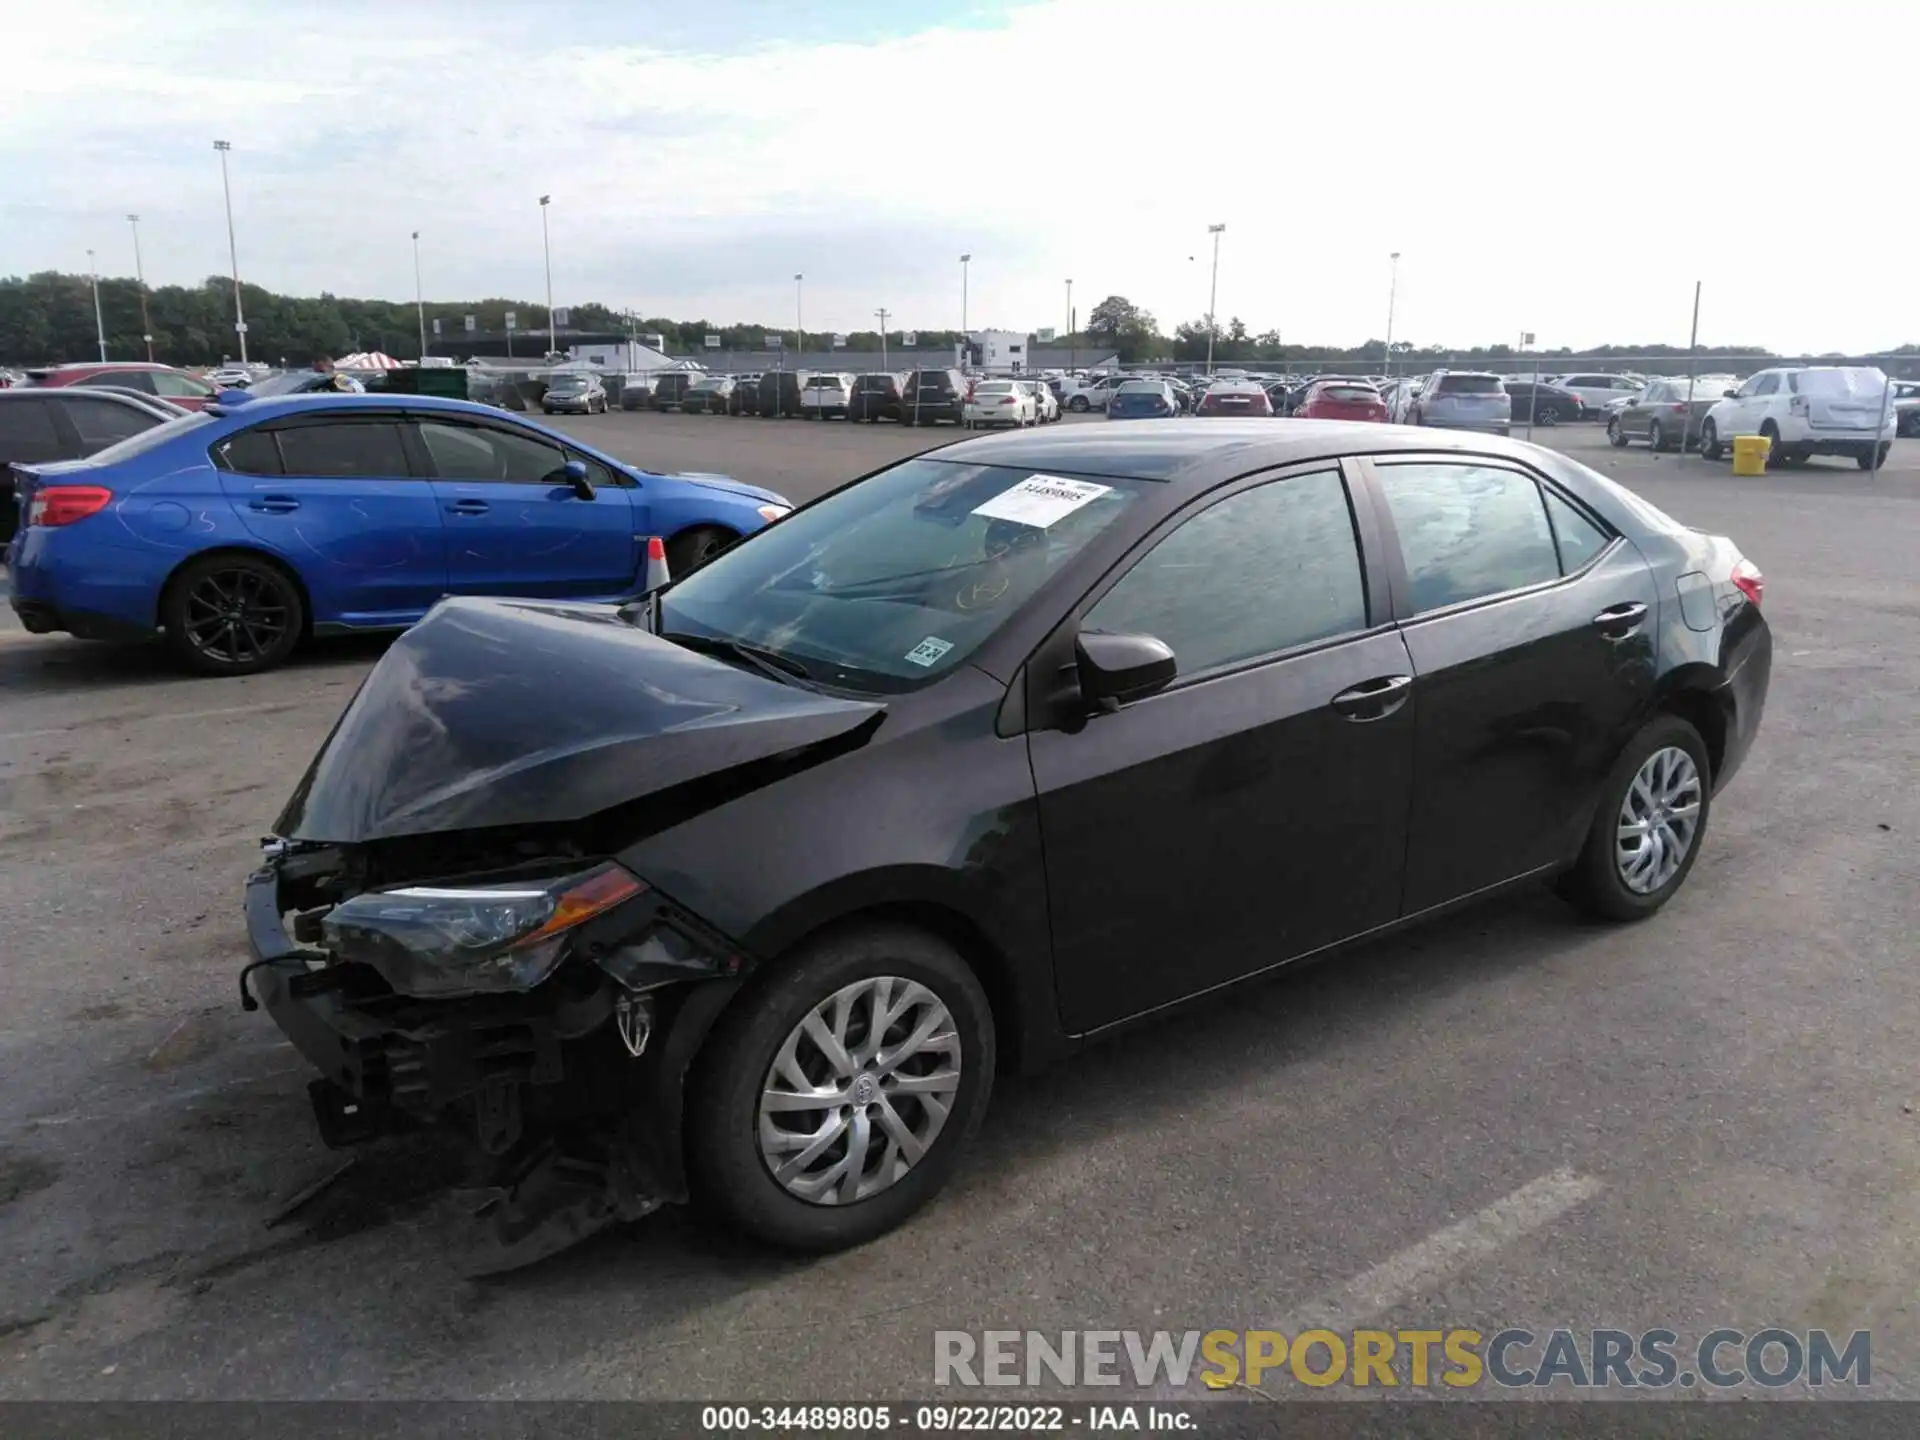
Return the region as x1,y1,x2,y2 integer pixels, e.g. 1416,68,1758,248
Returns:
17,363,219,411
1295,378,1389,422
1193,381,1274,416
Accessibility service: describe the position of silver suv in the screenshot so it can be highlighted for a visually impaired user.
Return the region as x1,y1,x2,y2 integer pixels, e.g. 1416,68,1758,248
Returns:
1407,371,1511,435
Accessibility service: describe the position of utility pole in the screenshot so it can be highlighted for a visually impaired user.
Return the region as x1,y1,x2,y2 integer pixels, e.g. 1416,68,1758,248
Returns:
960,253,971,347
795,273,804,358
213,140,248,363
87,250,107,361
1385,251,1401,379
875,307,890,370
539,195,555,360
1065,278,1073,372
1205,223,1225,374
412,230,426,359
127,214,153,361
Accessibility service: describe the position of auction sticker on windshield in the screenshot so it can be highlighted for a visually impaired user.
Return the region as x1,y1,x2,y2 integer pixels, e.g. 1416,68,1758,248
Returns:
905,636,955,667
972,475,1112,529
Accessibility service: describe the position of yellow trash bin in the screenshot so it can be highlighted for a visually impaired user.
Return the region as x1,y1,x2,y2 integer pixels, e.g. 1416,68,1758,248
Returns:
1731,434,1771,476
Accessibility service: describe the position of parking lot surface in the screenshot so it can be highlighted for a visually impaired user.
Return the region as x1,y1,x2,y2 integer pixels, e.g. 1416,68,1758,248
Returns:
2,417,1917,1399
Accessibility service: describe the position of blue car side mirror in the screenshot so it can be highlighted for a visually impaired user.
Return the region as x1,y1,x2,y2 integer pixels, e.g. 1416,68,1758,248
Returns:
561,459,594,499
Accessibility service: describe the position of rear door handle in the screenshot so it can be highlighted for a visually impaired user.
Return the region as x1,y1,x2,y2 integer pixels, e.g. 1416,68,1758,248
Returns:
248,496,300,514
447,500,491,515
1329,674,1413,720
1592,601,1649,636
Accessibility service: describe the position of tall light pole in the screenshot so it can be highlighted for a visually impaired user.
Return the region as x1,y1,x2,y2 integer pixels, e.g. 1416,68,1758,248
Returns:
1384,251,1401,378
412,230,426,359
127,214,153,361
1066,278,1074,374
213,140,248,363
795,273,804,357
538,195,555,360
875,306,889,370
1204,223,1225,375
960,253,971,346
86,250,107,361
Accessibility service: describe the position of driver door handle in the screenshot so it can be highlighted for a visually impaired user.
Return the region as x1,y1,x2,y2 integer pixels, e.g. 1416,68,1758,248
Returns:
447,499,490,516
1329,674,1413,721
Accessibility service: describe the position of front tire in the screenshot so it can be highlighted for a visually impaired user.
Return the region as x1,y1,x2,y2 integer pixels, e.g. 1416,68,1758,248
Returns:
687,923,995,1252
665,524,736,576
1608,417,1627,447
162,553,305,676
1068,395,1089,412
1557,714,1711,922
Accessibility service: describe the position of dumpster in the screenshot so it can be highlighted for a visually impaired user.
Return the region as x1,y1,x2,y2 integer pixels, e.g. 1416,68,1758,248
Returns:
1731,433,1771,476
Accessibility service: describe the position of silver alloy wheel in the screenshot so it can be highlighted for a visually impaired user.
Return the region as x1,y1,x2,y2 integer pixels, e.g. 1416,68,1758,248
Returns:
1616,746,1703,894
757,975,962,1206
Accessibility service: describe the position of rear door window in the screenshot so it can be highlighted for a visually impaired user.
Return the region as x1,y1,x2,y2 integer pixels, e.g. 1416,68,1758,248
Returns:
272,420,412,479
216,427,284,476
1375,462,1562,614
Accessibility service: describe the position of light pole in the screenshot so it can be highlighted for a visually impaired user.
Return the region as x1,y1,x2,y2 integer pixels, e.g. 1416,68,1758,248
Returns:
213,140,248,363
960,253,971,349
1204,223,1225,375
795,273,804,357
539,195,555,360
875,307,889,370
1066,278,1074,373
1384,251,1401,378
86,250,106,361
412,230,426,359
127,214,153,361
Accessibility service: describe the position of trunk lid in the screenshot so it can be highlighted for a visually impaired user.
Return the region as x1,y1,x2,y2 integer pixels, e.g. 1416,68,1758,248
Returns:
275,596,886,844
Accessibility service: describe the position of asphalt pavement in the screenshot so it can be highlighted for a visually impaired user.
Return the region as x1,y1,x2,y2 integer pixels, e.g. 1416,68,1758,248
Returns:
1,417,1916,1400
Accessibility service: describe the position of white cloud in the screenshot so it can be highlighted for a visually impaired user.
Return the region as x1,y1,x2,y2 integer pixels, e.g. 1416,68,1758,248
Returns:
2,0,1912,351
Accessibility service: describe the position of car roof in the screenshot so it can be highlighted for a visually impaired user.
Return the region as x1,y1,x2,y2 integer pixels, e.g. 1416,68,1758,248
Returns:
931,417,1571,485
202,393,539,423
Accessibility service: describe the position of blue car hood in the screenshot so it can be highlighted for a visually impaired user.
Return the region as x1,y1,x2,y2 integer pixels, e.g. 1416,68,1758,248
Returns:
274,596,884,843
665,471,787,506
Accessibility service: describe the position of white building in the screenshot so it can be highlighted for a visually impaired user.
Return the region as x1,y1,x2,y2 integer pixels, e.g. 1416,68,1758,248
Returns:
967,330,1033,373
563,340,691,372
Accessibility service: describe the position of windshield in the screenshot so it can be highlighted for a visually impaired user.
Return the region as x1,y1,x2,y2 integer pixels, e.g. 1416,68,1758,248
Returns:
656,456,1146,693
1792,367,1889,398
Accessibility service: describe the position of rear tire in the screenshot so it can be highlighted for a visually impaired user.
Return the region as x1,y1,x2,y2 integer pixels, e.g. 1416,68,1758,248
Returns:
686,922,994,1251
1556,713,1712,922
162,552,306,677
1859,443,1890,470
1699,418,1723,460
1648,419,1667,452
1069,396,1089,413
1608,417,1627,447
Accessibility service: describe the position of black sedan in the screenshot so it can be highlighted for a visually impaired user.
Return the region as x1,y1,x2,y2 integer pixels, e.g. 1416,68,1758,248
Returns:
1503,381,1584,426
242,421,1771,1261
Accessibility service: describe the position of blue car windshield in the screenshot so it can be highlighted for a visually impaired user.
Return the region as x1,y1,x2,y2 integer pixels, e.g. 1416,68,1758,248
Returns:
657,456,1146,693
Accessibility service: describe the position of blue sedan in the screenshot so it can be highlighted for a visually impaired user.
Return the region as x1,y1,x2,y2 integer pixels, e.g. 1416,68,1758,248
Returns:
5,393,792,674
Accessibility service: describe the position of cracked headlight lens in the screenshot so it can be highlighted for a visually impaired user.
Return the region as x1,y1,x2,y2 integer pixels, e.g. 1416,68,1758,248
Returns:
321,862,647,998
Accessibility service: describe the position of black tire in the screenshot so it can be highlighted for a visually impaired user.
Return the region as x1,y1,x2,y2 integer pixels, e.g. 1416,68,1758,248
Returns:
162,552,305,676
687,922,994,1251
1607,417,1627,448
1859,443,1890,471
1556,713,1712,922
665,524,737,576
1648,419,1667,452
1760,422,1783,467
1068,395,1089,413
1535,407,1558,427
1699,419,1722,461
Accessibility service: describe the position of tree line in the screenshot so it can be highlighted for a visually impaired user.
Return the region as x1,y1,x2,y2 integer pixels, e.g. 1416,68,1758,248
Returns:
2,271,1904,370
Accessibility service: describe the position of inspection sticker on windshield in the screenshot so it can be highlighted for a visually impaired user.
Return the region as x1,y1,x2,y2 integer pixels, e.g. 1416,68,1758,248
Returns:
972,474,1111,529
905,636,955,668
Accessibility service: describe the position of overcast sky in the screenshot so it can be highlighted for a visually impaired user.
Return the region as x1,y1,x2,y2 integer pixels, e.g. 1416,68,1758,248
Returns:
2,0,1910,353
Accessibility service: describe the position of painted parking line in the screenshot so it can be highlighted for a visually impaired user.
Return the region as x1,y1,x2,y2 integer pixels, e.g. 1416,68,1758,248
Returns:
1277,1167,1605,1335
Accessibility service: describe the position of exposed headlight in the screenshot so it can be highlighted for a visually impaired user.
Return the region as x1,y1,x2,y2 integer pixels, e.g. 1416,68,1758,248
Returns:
320,862,647,998
757,503,792,522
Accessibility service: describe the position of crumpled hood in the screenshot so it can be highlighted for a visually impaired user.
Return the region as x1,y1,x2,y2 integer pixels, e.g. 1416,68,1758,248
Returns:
275,597,884,843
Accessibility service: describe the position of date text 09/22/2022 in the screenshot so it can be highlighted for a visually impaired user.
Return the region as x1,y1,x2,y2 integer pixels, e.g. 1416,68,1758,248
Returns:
700,1404,1195,1431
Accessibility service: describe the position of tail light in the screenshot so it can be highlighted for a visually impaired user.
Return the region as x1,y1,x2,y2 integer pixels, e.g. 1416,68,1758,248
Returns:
997,396,1014,406
28,485,113,527
1670,403,1688,413
1730,558,1764,609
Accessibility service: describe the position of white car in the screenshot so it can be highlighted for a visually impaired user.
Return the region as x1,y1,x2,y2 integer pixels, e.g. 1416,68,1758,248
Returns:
801,373,854,420
1381,378,1422,423
1542,372,1642,416
1699,365,1897,469
1059,373,1131,413
963,379,1038,428
1021,379,1060,423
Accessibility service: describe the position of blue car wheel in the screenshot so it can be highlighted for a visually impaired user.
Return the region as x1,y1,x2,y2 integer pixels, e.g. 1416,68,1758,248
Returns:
162,553,306,675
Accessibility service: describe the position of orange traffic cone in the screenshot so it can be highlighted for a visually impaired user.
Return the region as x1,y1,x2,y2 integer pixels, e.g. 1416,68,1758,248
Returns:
644,535,671,592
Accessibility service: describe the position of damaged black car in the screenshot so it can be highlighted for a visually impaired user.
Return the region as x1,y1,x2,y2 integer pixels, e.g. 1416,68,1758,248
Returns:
243,421,1770,1259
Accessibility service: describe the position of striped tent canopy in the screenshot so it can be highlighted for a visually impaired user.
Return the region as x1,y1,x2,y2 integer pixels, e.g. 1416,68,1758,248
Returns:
335,351,402,370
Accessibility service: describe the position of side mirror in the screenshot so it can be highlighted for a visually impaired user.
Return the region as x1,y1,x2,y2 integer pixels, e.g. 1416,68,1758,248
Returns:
561,458,594,499
1076,631,1177,710
1722,389,1739,399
